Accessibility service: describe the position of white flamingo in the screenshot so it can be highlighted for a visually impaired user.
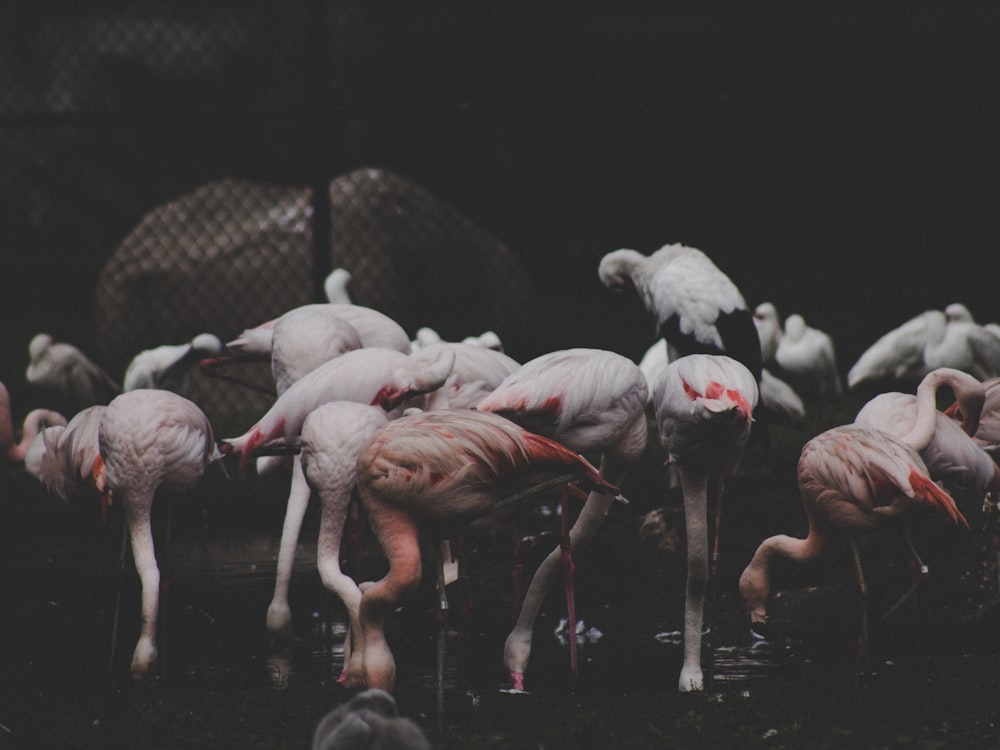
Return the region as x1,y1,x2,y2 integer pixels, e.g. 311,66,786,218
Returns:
123,333,223,395
26,333,120,411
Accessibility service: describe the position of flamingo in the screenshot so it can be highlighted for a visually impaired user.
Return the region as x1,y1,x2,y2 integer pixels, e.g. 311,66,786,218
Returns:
123,333,223,395
24,405,105,503
26,333,120,412
0,381,67,463
598,243,762,381
474,348,648,690
774,313,842,403
311,689,430,750
639,339,802,426
261,306,366,638
945,377,1000,459
225,303,411,359
298,402,390,686
854,367,996,497
651,354,758,691
739,425,967,649
323,267,353,305
98,389,221,680
220,346,455,469
354,408,625,692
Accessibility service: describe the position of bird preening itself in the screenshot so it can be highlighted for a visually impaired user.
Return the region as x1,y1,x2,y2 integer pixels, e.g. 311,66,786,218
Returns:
598,243,762,382
26,333,120,413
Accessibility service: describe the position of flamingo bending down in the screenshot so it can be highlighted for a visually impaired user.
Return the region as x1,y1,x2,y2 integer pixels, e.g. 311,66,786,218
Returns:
26,333,120,412
354,409,625,692
98,389,221,680
739,425,967,648
225,303,411,359
475,348,648,690
652,354,758,692
0,381,67,462
220,346,455,468
298,402,390,686
123,333,223,395
598,243,762,382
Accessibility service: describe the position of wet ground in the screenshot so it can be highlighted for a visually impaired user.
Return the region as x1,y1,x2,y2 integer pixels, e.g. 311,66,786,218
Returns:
2,398,1000,749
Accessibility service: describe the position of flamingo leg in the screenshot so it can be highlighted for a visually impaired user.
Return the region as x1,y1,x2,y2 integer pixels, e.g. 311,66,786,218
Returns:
850,540,869,658
710,475,724,580
678,465,708,692
560,484,579,676
358,499,423,692
503,457,623,690
435,542,449,733
882,530,930,621
316,480,364,687
124,498,160,681
266,456,311,637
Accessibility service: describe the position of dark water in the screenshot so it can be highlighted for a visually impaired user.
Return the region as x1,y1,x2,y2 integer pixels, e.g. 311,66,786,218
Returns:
2,417,999,750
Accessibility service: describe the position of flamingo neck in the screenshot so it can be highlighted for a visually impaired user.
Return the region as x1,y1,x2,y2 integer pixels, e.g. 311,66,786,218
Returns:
902,368,982,451
739,527,828,623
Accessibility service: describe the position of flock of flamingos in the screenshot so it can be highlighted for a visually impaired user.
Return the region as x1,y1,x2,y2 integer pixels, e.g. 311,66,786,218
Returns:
3,243,1000,705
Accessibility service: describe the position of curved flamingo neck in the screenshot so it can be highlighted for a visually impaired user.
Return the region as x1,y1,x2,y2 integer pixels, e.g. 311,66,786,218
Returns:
903,368,983,450
740,525,828,623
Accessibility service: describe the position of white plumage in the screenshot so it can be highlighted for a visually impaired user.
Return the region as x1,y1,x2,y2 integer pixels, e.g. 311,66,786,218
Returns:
26,333,120,411
123,333,223,395
774,313,843,400
598,244,762,380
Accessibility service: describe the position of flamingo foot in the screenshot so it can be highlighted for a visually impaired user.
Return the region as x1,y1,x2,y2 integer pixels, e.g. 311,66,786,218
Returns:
508,671,525,692
678,664,704,692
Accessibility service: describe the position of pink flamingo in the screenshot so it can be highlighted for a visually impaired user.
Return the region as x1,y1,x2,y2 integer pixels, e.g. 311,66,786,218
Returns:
354,408,625,692
220,346,455,468
218,346,453,639
739,425,968,651
475,348,648,690
98,389,221,680
945,376,1000,460
651,353,758,692
24,405,106,504
298,402,390,686
855,368,1000,508
0,381,67,462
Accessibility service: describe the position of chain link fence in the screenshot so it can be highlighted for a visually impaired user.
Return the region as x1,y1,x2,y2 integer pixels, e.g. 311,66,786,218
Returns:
1,2,545,420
